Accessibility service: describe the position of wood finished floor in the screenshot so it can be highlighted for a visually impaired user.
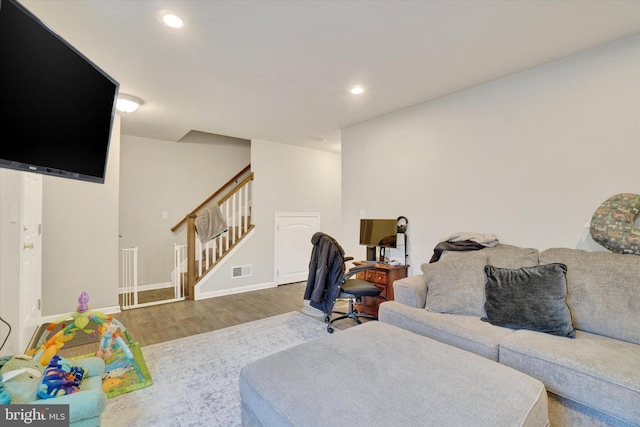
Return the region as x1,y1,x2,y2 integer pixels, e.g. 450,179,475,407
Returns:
55,282,358,358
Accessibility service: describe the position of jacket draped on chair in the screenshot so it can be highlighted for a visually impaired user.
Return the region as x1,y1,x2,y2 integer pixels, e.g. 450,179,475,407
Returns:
304,232,346,315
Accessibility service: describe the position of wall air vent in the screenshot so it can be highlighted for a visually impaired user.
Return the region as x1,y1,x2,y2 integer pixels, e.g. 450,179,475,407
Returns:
232,265,252,278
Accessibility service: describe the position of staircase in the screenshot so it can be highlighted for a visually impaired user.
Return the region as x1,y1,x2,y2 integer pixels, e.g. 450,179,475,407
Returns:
171,165,254,300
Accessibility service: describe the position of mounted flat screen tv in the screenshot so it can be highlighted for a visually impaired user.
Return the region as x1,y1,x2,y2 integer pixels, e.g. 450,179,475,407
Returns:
0,0,119,184
359,219,397,248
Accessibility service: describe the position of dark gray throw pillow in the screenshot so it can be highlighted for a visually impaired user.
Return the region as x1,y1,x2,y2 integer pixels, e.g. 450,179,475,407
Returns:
482,263,576,338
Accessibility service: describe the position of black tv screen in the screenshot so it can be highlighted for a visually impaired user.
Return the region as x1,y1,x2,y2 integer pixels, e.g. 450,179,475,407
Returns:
0,0,119,184
359,219,397,248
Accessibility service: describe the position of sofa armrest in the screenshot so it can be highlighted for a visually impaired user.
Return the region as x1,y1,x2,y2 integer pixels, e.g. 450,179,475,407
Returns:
393,275,427,309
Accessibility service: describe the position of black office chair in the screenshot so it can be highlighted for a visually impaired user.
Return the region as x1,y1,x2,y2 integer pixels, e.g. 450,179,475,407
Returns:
304,232,382,333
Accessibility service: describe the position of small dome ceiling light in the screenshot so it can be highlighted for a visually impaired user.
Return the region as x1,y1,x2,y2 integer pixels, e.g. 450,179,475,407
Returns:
350,86,365,95
161,12,184,29
116,94,144,113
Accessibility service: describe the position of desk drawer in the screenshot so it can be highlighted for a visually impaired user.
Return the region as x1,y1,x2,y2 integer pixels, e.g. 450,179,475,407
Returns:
373,271,387,285
365,270,376,282
356,269,387,285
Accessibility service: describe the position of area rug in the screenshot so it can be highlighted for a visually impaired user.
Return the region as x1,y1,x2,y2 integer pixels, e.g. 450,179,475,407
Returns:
101,311,330,427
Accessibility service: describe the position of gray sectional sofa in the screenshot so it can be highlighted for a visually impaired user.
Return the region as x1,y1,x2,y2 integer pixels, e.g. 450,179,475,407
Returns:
378,244,640,427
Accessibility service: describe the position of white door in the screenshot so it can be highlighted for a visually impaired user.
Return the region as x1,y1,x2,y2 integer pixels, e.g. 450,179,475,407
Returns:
275,213,320,285
19,172,42,352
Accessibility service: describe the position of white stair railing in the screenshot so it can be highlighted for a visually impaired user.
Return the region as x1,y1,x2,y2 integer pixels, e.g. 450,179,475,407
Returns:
193,178,252,274
120,247,138,309
173,244,187,299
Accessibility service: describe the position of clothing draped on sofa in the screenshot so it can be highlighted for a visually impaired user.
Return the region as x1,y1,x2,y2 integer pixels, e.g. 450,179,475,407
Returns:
429,232,499,263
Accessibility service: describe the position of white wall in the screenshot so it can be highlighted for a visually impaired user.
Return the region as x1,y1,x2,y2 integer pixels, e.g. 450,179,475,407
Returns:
342,35,640,272
119,134,250,286
197,139,342,295
41,115,122,315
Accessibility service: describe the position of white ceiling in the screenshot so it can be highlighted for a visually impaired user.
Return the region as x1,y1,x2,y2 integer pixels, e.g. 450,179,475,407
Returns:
21,0,640,153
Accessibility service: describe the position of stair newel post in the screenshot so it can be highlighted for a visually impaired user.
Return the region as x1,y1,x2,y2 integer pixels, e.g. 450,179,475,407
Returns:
187,213,198,300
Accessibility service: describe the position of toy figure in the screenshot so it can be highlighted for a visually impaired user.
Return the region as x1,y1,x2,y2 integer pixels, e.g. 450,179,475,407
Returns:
28,292,110,365
96,323,119,360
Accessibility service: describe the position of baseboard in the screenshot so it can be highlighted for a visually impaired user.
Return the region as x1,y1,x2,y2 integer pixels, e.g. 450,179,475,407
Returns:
38,304,122,325
195,281,276,300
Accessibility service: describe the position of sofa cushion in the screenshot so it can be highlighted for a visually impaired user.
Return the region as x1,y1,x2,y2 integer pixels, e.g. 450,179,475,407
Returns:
422,252,488,317
379,300,514,361
539,248,640,345
500,329,640,426
483,263,576,338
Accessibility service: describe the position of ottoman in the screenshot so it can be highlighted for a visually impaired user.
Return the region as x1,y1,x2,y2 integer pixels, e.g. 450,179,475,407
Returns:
240,321,548,427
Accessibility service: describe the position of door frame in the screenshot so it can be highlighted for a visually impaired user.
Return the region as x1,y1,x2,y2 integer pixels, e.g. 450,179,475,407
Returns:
19,172,42,352
274,213,320,285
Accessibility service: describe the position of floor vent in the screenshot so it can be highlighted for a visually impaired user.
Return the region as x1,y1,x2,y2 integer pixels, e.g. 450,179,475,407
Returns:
232,265,252,278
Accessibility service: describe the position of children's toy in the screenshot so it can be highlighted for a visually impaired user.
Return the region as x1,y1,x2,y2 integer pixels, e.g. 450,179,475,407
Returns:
0,353,107,426
96,323,119,360
91,317,143,384
27,291,149,399
28,291,109,365
0,354,44,403
37,355,85,399
0,380,10,404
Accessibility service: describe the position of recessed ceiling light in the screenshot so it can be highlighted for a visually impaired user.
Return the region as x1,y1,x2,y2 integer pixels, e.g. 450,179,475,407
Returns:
350,86,365,95
116,94,144,113
161,13,184,29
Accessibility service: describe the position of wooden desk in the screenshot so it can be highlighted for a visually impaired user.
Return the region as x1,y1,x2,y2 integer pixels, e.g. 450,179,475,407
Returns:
353,262,408,317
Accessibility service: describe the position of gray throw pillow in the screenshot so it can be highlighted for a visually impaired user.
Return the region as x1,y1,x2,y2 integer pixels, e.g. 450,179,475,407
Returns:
422,253,488,317
482,263,576,338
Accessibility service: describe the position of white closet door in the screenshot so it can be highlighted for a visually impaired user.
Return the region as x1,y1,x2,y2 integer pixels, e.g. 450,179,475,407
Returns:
275,213,319,285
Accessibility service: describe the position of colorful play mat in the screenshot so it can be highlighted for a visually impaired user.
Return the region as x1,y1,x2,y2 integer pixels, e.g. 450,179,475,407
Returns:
28,292,152,398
